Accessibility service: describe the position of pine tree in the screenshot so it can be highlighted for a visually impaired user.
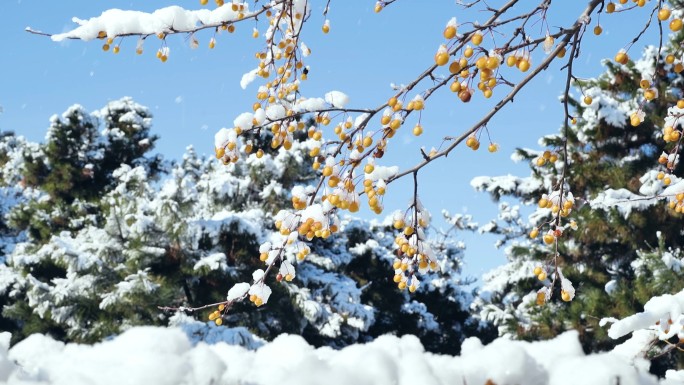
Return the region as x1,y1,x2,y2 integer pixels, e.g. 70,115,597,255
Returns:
471,40,684,372
0,103,486,351
0,99,164,343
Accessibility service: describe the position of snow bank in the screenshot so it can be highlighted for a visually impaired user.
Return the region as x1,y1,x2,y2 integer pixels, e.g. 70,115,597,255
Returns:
1,327,681,385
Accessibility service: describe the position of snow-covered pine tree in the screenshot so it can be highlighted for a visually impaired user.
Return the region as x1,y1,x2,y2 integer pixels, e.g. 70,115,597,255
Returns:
94,97,164,187
0,98,163,342
0,102,486,352
471,37,684,372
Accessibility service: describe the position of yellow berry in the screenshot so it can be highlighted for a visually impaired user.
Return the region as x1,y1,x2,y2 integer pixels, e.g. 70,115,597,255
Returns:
444,25,457,39
543,234,555,244
488,143,498,153
517,59,530,72
670,19,683,32
506,55,517,67
471,32,483,46
529,228,539,239
538,272,547,281
606,3,616,13
561,290,572,302
435,52,449,66
615,51,628,64
413,124,423,136
322,24,330,34
465,136,478,148
533,266,543,276
583,96,593,105
659,7,672,21
593,25,602,35
557,47,566,58
450,81,462,93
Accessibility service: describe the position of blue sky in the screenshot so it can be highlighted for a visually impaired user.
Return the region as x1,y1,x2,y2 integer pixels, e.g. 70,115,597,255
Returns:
0,1,659,281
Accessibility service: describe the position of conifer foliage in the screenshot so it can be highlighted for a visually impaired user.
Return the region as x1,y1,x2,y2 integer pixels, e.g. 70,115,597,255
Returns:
472,37,684,371
0,99,482,352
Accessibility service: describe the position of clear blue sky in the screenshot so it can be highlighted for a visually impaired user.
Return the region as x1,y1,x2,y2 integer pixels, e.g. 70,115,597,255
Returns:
0,1,658,281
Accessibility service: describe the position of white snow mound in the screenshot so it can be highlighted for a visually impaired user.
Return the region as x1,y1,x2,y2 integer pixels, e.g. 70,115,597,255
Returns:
0,328,678,385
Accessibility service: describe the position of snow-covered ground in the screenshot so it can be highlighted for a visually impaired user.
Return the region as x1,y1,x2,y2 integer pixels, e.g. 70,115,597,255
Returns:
1,326,682,385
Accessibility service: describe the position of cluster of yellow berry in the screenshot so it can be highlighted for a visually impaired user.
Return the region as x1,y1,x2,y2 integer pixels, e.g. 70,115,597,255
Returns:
667,193,684,213
653,102,684,194
611,3,684,130
248,293,265,307
98,34,121,55
656,171,673,187
529,190,576,244
535,269,575,305
207,303,226,325
464,134,498,152
390,208,438,292
535,286,572,305
535,150,559,167
275,208,339,241
533,266,548,281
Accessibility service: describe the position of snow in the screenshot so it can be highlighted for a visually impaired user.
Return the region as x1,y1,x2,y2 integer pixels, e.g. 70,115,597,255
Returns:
50,5,249,42
193,252,228,272
240,68,259,89
293,97,326,113
233,112,254,131
471,174,543,196
324,91,349,108
589,188,660,218
226,282,250,302
265,104,286,121
605,288,684,342
2,327,679,385
365,165,398,182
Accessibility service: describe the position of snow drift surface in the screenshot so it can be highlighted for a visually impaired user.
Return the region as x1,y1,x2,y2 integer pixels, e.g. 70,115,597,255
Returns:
1,327,682,385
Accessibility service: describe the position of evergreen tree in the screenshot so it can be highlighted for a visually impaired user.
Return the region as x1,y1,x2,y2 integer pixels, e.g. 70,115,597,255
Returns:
471,40,684,372
0,103,485,352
